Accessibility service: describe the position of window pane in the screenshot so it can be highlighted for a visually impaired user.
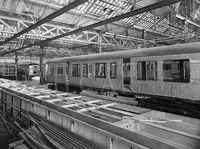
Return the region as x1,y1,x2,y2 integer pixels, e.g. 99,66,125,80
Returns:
49,66,54,75
66,66,69,75
88,64,92,78
95,63,106,77
137,61,157,81
147,61,155,80
163,59,190,83
72,64,80,77
137,62,142,80
57,67,63,75
110,62,117,78
83,64,88,77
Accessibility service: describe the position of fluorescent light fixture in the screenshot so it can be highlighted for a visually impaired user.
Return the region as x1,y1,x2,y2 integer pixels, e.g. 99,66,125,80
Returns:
176,14,200,28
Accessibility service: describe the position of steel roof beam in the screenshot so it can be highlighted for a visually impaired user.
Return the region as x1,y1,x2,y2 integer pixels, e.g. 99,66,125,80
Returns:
0,0,88,47
0,0,183,56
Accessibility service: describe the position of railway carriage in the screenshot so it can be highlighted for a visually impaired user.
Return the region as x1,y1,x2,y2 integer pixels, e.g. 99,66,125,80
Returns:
45,42,200,105
0,62,39,80
0,63,17,80
18,63,39,80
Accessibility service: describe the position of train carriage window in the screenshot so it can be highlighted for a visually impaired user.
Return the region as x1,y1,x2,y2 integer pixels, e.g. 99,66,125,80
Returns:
163,59,190,83
83,64,88,77
66,65,69,76
137,61,143,80
146,61,158,81
110,62,117,78
95,63,106,78
88,64,92,78
137,61,157,81
4,65,16,76
0,65,3,75
4,65,8,75
57,67,64,75
49,65,54,75
72,64,80,77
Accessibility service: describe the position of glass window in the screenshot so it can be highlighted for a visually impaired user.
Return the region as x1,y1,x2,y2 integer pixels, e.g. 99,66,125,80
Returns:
72,64,80,77
4,65,16,76
49,65,54,75
95,63,106,78
137,61,157,81
123,59,131,85
146,61,157,81
88,64,92,78
57,67,63,75
83,64,88,77
66,65,69,75
163,59,190,83
137,61,143,80
0,65,3,76
110,62,117,78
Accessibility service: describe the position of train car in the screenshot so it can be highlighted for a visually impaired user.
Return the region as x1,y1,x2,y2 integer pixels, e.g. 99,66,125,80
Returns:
17,63,39,80
0,63,17,80
0,62,39,81
45,42,200,105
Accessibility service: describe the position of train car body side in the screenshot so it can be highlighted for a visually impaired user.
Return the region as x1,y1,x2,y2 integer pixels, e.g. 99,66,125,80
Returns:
45,41,200,104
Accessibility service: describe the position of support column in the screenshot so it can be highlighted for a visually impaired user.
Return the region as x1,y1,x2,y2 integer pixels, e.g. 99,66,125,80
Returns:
15,53,18,80
98,31,102,53
40,46,45,84
141,29,147,48
184,20,188,41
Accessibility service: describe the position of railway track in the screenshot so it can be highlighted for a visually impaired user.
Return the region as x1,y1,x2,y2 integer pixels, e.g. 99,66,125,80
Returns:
30,113,103,149
137,97,200,119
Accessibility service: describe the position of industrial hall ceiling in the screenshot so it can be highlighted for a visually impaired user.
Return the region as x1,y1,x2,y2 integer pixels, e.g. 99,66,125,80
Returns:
0,0,199,58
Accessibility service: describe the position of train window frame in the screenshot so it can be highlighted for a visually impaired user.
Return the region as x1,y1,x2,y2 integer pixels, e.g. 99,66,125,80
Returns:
57,66,64,75
72,64,80,77
110,62,117,79
163,59,190,83
83,64,88,77
4,65,16,76
88,64,93,78
137,61,158,81
95,63,107,78
66,66,69,76
49,65,54,75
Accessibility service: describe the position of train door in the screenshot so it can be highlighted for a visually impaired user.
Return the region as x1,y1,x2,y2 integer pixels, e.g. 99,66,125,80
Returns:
123,58,131,88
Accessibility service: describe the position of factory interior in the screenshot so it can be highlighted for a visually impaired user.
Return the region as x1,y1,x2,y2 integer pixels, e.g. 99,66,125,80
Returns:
0,0,200,149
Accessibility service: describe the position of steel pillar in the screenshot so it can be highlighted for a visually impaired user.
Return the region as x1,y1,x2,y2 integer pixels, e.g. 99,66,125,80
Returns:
15,53,18,80
40,46,45,84
99,31,102,53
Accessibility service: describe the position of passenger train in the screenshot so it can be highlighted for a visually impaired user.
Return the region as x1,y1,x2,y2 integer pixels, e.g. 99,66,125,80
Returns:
0,63,16,80
0,62,39,80
45,42,200,105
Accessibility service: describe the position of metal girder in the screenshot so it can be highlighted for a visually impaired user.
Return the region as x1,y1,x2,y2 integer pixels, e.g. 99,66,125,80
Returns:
30,0,176,38
0,15,147,50
0,0,88,47
0,0,183,56
0,46,71,57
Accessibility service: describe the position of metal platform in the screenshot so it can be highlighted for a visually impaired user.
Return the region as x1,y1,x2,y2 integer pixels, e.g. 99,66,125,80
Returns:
0,78,200,149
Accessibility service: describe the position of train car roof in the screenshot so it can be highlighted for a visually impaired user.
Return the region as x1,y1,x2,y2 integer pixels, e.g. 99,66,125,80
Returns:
46,42,200,63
